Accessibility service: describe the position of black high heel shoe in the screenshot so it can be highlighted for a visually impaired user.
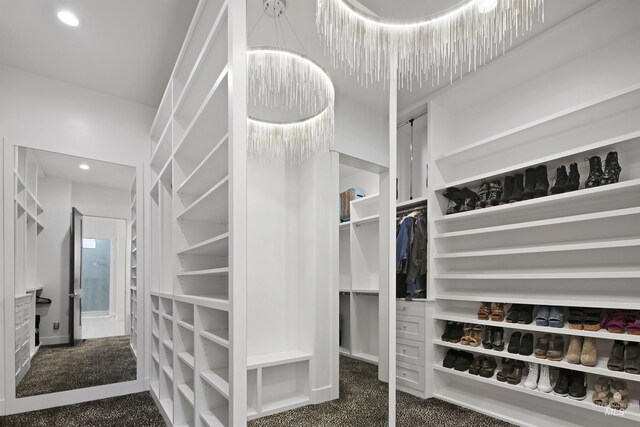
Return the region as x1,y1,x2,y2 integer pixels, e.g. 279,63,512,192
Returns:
585,156,603,188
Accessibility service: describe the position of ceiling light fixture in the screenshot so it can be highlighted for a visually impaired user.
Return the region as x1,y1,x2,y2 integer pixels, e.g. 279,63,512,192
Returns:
316,0,544,87
57,10,80,27
79,164,90,170
247,47,335,163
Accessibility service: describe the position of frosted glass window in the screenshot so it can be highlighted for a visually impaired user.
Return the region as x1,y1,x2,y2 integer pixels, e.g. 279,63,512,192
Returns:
81,238,111,312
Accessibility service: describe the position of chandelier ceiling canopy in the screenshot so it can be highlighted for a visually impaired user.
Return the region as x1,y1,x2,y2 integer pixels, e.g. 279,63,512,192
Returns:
316,0,545,87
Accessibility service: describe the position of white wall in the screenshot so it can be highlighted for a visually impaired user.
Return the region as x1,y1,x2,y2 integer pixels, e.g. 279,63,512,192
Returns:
36,177,72,345
71,183,131,220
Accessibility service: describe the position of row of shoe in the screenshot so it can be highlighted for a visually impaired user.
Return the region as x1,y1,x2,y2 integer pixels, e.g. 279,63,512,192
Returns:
600,309,640,335
443,349,498,377
608,341,639,374
442,151,622,215
477,302,535,324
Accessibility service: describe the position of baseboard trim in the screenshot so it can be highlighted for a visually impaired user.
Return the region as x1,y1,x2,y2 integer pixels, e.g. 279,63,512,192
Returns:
40,336,69,346
0,399,6,416
311,385,333,404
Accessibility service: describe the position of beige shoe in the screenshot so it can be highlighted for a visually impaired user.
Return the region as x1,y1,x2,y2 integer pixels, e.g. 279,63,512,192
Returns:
567,336,582,364
580,337,597,367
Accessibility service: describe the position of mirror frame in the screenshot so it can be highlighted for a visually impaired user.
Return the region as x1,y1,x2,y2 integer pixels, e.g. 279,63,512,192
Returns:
2,138,147,414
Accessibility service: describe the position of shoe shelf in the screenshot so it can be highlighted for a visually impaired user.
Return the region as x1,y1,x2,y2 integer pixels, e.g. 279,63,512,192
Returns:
434,310,640,343
201,368,229,398
200,407,229,427
434,340,640,383
433,365,640,423
176,134,229,199
178,352,195,369
151,119,173,176
434,178,640,233
177,232,229,257
432,85,640,187
176,176,229,223
177,383,195,407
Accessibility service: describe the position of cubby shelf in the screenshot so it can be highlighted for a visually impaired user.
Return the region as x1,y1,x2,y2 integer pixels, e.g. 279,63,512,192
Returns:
177,321,195,332
178,352,195,369
173,294,229,311
435,340,640,382
201,368,230,398
163,365,174,380
200,408,228,427
433,311,640,343
177,267,229,277
177,383,195,406
200,329,229,348
163,340,174,352
351,215,379,227
433,365,640,422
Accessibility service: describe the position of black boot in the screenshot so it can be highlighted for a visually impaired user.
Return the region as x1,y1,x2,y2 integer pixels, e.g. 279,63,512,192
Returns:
534,165,549,198
585,156,603,188
509,173,524,203
444,187,464,215
522,168,537,200
459,187,479,212
602,151,621,185
476,182,490,209
550,165,568,194
499,176,514,205
488,180,503,206
564,162,580,192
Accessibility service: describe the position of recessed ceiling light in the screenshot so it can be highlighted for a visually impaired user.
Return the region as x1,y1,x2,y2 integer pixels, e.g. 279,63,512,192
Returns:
477,0,498,13
79,164,90,170
57,11,80,27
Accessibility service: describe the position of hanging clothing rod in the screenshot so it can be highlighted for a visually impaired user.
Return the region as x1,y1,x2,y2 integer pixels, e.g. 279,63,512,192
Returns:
397,110,428,128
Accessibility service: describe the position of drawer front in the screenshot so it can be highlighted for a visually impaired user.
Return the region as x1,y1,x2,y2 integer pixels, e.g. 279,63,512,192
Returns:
396,338,425,366
396,315,425,342
396,362,425,391
396,300,425,317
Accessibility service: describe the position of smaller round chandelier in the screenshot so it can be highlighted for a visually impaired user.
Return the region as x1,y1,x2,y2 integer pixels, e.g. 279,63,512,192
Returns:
247,2,335,164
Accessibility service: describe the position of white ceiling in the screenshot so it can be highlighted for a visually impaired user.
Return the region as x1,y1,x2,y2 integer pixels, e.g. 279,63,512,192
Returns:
34,149,135,191
249,0,599,115
0,0,197,107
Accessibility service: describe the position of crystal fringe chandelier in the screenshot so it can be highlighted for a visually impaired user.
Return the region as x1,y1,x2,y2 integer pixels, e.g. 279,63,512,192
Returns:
248,47,335,163
316,0,544,87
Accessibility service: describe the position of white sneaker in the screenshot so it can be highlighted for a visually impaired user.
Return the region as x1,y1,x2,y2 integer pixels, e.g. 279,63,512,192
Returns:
537,364,553,393
523,362,539,390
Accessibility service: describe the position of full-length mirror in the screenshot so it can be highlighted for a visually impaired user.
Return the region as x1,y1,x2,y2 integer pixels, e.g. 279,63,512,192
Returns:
13,146,137,397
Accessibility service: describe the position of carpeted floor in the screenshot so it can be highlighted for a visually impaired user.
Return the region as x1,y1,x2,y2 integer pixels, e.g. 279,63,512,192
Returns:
16,336,137,398
250,356,513,427
4,356,512,427
1,392,164,427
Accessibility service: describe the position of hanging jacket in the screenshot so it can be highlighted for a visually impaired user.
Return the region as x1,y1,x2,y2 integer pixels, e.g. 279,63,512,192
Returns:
395,216,415,272
406,215,428,284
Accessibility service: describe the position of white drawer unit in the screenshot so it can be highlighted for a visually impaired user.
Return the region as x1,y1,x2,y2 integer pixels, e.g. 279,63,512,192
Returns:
396,300,425,317
396,338,425,366
396,314,425,342
396,361,425,392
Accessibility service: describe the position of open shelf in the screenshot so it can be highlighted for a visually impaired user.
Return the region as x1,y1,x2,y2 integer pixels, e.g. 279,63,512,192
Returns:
434,366,640,422
177,267,229,277
201,368,229,398
177,135,229,197
247,351,312,370
177,383,195,407
200,407,228,427
150,120,172,174
176,177,229,223
435,340,640,382
178,233,229,257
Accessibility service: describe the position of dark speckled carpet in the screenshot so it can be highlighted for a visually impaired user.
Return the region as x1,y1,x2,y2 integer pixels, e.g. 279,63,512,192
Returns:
16,336,137,398
3,356,511,427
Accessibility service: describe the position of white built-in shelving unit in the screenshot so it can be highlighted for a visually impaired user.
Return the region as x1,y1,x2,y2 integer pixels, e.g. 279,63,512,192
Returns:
12,147,45,386
425,71,640,426
336,157,389,381
130,176,138,356
147,1,246,425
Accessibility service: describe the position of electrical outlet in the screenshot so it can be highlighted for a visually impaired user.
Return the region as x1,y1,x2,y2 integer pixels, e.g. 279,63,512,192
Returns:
53,322,59,330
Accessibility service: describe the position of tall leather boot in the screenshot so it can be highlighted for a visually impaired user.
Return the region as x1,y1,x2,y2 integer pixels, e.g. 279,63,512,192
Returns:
550,165,568,194
488,180,503,206
564,163,580,192
534,165,549,198
585,156,603,189
499,176,514,205
602,151,622,185
522,168,537,200
476,182,490,209
509,173,524,203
